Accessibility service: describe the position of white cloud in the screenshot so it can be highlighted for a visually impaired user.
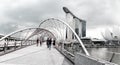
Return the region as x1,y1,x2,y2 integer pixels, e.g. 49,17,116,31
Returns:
0,0,120,39
86,27,105,39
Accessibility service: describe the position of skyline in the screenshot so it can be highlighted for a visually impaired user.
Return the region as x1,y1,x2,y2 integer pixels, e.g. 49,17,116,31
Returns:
0,0,120,39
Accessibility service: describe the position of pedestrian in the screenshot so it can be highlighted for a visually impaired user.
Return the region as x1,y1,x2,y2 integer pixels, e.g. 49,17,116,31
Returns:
46,38,49,48
36,38,39,46
49,38,52,50
53,39,56,47
39,38,42,46
40,40,42,46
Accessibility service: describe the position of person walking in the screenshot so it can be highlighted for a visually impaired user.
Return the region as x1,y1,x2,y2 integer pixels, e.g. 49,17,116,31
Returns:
36,38,39,46
49,38,52,50
53,39,56,47
40,40,42,46
46,38,49,48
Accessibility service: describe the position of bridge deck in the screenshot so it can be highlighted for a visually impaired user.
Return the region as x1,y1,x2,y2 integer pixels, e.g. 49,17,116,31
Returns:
0,42,71,65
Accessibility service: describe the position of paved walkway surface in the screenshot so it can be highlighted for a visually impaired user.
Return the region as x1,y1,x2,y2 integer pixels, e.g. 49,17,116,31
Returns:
0,42,70,65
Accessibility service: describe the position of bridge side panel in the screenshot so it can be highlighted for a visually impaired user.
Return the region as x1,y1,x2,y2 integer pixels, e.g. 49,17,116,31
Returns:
75,53,117,65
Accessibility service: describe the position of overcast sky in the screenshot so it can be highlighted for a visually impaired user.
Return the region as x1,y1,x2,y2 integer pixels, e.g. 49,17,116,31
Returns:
0,0,120,39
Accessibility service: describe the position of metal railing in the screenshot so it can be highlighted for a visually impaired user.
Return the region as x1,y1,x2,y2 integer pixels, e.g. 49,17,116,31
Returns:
0,27,55,56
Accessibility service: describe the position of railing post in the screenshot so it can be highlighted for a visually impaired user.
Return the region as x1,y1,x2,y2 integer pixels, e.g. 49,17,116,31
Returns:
14,40,16,50
4,42,6,53
62,42,64,51
6,39,8,50
21,40,23,48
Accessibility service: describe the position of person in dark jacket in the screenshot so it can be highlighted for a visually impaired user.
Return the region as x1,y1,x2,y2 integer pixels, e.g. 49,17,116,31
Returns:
48,38,52,50
53,39,56,47
36,38,39,46
46,38,49,48
40,40,42,46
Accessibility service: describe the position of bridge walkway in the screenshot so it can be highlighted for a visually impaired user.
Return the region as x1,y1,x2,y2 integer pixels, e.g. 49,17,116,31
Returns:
0,42,72,65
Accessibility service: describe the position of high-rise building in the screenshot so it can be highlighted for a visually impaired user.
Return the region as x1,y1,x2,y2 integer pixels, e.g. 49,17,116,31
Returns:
63,7,86,39
81,20,86,37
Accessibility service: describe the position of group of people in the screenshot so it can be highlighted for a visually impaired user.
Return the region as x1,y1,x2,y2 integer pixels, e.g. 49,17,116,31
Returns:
36,38,42,46
46,38,55,50
36,37,56,50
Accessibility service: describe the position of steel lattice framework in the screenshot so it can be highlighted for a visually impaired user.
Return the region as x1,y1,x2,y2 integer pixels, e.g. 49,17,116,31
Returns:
0,18,90,56
0,27,56,43
38,18,89,56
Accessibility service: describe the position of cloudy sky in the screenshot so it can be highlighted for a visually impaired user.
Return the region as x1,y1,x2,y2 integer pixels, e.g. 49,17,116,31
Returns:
0,0,120,39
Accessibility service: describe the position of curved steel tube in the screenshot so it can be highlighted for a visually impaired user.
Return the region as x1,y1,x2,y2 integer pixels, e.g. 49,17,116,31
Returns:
39,18,90,56
0,27,56,42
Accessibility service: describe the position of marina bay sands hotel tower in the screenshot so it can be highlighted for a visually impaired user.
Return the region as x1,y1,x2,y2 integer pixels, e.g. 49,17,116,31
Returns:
63,7,86,41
